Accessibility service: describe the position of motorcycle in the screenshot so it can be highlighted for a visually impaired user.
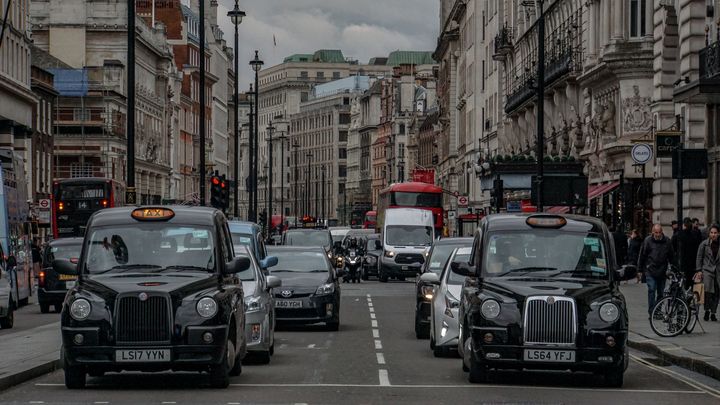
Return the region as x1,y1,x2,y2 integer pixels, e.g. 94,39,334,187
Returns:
344,248,362,283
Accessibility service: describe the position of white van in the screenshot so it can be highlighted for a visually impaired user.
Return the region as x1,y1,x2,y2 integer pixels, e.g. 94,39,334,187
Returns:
378,208,434,282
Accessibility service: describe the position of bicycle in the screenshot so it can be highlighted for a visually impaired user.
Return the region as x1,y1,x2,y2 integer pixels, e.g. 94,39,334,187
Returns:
650,265,703,337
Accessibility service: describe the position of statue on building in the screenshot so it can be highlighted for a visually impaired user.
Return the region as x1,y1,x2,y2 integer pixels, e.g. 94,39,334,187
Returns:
585,103,602,152
600,101,617,144
568,105,584,157
622,85,652,134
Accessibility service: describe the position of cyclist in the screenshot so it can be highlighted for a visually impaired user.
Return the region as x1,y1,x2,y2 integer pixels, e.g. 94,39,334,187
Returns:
638,224,675,320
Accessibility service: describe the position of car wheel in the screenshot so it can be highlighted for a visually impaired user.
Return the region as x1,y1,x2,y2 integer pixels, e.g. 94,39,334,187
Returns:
468,354,489,383
379,268,388,283
604,366,624,388
255,350,271,365
87,370,105,378
0,305,14,329
361,268,369,281
398,276,406,281
40,303,50,314
415,312,429,339
269,342,275,356
433,344,449,358
326,319,340,331
210,341,232,388
64,357,86,389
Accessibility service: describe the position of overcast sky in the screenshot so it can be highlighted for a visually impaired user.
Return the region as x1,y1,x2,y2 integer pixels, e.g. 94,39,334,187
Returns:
208,0,439,89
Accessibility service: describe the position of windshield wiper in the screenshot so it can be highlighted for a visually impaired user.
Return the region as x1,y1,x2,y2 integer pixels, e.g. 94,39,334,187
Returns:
158,265,210,272
270,269,296,273
495,267,558,277
548,269,605,278
95,264,162,274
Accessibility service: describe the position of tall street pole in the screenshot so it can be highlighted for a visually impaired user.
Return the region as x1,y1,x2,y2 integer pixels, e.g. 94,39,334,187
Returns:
250,51,263,222
321,165,326,224
228,2,245,218
267,121,275,219
247,84,254,221
279,132,286,221
293,141,299,226
126,0,136,205
535,0,546,212
306,152,312,219
199,0,207,206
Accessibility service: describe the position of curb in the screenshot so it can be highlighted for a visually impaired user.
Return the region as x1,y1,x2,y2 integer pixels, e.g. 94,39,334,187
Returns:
628,332,720,381
0,358,62,392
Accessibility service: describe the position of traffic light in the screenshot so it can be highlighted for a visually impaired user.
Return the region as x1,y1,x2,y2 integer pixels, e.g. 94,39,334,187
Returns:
219,174,229,211
492,179,504,212
210,175,223,209
259,210,267,227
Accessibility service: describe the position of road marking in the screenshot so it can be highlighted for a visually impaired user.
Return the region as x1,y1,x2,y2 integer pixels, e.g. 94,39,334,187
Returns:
370,313,376,319
307,344,316,349
372,329,380,338
29,402,44,404
369,307,374,313
371,319,378,327
279,343,288,349
368,302,373,308
378,369,391,386
367,294,371,298
376,352,386,364
94,403,109,404
375,339,382,349
631,354,720,399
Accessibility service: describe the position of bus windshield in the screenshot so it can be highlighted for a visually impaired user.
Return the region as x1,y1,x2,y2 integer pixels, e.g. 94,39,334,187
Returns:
53,179,122,238
391,192,442,208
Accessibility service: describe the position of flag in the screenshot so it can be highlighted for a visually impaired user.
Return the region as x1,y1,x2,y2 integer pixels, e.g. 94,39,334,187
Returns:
273,34,277,47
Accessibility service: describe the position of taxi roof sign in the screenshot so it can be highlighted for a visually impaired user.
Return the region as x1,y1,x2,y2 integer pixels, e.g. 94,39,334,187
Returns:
131,208,175,221
526,215,567,228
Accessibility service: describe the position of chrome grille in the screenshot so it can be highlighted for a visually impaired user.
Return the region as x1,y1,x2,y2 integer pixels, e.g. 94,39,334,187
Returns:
395,253,424,264
115,294,171,344
523,296,576,346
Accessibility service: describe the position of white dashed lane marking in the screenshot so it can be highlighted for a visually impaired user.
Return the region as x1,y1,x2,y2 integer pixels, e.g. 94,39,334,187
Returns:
376,352,386,364
371,319,378,327
378,369,391,386
370,313,376,319
372,329,380,338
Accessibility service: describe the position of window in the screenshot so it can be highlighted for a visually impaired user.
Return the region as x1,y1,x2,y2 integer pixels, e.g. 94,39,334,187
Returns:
339,148,347,159
300,71,308,78
333,71,341,79
630,0,647,38
301,92,309,102
338,165,347,178
339,131,348,142
316,71,325,79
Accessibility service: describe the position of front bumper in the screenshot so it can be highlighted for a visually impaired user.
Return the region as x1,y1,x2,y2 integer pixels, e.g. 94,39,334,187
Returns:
62,325,229,371
244,311,271,352
434,309,459,348
381,258,422,277
274,294,338,324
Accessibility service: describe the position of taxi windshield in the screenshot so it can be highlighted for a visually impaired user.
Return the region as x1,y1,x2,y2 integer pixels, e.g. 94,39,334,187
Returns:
427,244,466,274
482,230,608,279
231,232,253,246
84,225,215,274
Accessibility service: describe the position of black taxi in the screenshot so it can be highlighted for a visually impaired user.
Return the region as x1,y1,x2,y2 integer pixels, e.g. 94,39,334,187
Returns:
454,214,636,387
54,206,249,389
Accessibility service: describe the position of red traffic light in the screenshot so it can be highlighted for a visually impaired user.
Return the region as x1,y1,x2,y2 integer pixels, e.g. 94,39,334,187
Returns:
220,181,226,188
212,177,220,185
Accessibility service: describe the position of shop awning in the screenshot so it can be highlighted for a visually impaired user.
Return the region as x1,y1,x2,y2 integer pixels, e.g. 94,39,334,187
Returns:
588,181,620,200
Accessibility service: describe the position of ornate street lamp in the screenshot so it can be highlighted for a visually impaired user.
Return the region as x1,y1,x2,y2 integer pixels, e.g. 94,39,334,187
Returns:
249,50,264,222
228,1,246,218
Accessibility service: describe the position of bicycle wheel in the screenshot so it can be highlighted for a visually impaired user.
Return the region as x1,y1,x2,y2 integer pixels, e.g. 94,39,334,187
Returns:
650,296,690,337
684,292,701,334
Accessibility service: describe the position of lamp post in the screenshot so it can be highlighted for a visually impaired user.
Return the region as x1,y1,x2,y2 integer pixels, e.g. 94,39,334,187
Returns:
249,50,264,221
292,141,300,227
199,0,207,205
266,121,275,218
228,2,245,218
277,131,288,222
306,152,312,220
246,84,255,221
321,165,326,225
535,0,546,211
126,0,136,205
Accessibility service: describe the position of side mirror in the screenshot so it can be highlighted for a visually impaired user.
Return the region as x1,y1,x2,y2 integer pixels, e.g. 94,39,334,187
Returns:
260,256,279,269
616,264,637,281
374,240,382,250
419,272,440,285
53,259,77,276
225,256,250,274
450,261,474,277
266,275,281,289
335,268,347,278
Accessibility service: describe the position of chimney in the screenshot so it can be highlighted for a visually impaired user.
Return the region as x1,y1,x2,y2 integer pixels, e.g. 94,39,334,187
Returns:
209,0,218,27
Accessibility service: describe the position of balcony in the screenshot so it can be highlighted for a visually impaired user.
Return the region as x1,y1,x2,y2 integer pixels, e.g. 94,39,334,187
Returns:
492,26,513,61
674,41,720,104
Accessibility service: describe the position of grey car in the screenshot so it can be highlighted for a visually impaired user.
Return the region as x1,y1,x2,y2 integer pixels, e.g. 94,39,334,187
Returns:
235,245,281,364
421,247,472,357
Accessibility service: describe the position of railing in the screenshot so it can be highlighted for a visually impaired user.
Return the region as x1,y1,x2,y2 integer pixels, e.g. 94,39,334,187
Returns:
700,41,720,80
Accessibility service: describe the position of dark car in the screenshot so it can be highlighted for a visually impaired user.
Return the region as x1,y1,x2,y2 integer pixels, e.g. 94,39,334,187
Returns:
282,228,335,264
361,234,382,280
455,214,636,387
228,220,277,271
414,237,472,339
55,206,249,389
38,238,83,313
266,246,343,330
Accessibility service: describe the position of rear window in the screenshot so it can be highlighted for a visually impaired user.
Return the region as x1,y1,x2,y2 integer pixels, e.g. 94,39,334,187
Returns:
44,244,82,263
268,250,329,273
284,231,331,247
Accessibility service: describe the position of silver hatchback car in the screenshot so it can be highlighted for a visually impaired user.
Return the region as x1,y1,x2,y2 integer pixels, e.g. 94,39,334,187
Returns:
421,247,472,357
235,245,281,364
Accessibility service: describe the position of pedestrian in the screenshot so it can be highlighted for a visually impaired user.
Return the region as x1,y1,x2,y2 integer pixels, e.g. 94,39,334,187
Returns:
31,237,42,292
611,226,628,267
638,224,675,319
627,229,643,282
695,224,720,322
671,220,679,235
672,218,701,287
692,218,703,245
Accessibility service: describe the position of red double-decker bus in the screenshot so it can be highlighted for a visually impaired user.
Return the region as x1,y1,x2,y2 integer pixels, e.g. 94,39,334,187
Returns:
377,182,444,234
52,178,125,238
363,211,377,229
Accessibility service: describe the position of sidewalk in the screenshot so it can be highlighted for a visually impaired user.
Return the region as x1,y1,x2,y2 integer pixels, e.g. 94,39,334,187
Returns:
0,321,62,391
621,282,720,380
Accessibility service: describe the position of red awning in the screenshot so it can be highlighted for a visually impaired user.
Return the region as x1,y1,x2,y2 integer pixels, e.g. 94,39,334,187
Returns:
588,181,620,200
545,206,570,214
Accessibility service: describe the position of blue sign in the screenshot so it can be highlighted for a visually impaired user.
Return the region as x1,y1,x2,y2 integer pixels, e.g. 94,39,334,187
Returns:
506,201,522,212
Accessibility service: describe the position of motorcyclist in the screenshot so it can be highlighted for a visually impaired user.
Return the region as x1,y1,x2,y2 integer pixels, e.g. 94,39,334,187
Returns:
344,237,362,283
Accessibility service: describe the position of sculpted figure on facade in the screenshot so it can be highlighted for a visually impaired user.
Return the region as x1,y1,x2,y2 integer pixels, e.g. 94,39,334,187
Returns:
568,105,584,157
600,101,617,144
622,85,652,133
585,103,602,152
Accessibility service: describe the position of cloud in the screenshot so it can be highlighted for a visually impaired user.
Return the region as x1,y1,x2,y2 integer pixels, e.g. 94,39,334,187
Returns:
210,0,438,88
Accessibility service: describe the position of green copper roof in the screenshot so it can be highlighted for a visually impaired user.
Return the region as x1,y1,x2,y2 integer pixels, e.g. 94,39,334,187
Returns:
386,51,435,66
313,49,346,63
284,54,313,63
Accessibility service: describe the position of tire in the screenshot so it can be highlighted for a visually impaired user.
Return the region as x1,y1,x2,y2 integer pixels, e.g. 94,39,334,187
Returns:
209,341,232,388
433,344,449,358
650,296,690,337
87,370,105,378
64,357,86,389
229,350,243,376
361,269,368,281
253,351,271,365
0,306,14,329
269,342,275,356
40,303,50,314
398,276,406,281
379,268,388,283
684,292,701,334
326,320,340,331
415,311,429,339
468,354,489,383
604,366,624,388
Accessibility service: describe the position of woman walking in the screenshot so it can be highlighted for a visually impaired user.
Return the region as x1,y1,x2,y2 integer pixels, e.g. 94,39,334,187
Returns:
696,224,720,321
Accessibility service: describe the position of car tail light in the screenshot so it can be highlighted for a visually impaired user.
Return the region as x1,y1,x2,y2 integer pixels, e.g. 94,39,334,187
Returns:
38,271,46,288
101,199,108,207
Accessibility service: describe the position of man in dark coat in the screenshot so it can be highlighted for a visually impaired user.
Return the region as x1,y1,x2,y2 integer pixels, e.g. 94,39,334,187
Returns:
638,224,676,318
672,218,701,287
627,229,643,282
611,227,628,267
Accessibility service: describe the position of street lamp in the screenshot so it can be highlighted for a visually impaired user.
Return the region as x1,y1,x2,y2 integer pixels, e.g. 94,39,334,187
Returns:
292,141,300,227
246,83,255,221
277,131,288,222
228,1,246,218
266,121,275,219
535,0,546,211
321,165,326,224
249,50,264,221
306,152,312,220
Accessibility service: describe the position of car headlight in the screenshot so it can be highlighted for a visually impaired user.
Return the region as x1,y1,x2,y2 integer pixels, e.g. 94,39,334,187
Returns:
196,297,218,318
421,285,434,300
384,250,395,258
244,296,262,313
480,299,501,319
327,252,333,259
365,256,376,264
316,283,335,295
69,298,91,321
599,302,620,323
